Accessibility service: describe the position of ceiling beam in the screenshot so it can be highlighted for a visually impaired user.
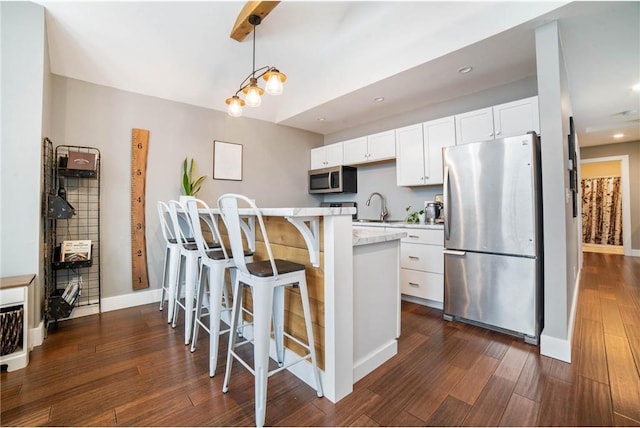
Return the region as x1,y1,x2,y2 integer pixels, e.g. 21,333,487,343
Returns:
230,1,280,42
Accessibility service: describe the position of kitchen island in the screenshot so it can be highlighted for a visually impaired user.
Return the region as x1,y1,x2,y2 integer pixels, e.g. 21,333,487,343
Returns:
208,206,404,403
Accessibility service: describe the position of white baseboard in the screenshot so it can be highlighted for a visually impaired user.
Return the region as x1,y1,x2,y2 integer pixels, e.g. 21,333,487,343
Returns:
353,340,397,383
540,266,581,363
401,294,444,311
632,249,640,257
101,288,163,313
540,333,572,363
28,320,45,350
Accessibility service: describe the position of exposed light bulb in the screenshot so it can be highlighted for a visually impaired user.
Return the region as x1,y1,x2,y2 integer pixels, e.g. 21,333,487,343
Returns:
263,69,286,96
613,133,624,139
226,96,244,117
265,73,284,95
242,78,264,107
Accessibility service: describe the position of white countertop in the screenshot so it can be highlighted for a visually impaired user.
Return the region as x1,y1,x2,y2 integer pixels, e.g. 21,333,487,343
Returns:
201,206,357,217
260,207,357,217
352,227,407,247
353,220,444,230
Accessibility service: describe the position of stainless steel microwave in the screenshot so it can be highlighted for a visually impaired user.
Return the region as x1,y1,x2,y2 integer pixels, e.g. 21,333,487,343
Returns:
308,165,357,194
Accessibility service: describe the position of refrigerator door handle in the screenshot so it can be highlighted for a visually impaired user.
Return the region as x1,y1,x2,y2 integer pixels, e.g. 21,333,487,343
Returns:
443,250,466,256
444,166,451,241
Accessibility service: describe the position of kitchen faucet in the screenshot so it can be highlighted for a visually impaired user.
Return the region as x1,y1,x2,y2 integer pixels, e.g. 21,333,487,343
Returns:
365,192,388,222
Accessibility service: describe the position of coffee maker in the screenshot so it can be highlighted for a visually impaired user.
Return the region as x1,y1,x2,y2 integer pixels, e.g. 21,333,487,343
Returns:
424,195,444,224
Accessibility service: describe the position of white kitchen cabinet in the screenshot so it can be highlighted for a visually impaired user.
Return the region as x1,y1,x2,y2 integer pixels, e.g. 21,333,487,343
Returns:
455,107,494,145
396,116,455,186
343,130,395,165
455,96,539,145
400,228,444,306
310,141,343,169
395,124,424,186
493,96,540,139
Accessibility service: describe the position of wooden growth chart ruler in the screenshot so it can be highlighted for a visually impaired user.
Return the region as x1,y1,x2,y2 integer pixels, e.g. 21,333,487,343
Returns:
131,128,150,290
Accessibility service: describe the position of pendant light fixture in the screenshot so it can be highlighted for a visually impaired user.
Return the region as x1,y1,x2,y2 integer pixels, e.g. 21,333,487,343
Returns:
225,14,286,117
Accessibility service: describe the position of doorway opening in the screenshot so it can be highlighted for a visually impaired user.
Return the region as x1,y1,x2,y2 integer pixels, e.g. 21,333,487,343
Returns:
580,156,631,256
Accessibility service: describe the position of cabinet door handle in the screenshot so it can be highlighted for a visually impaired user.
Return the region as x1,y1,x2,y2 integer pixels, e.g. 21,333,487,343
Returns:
489,132,494,137
496,131,501,136
408,235,420,239
408,282,420,287
408,256,420,260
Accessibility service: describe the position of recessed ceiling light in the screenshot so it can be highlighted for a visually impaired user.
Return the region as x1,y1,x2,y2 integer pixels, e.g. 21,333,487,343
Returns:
632,83,640,91
317,117,326,121
373,97,385,102
613,133,624,139
457,66,473,74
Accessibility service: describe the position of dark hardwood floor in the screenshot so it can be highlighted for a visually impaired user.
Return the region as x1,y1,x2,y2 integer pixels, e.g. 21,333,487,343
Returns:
2,252,639,426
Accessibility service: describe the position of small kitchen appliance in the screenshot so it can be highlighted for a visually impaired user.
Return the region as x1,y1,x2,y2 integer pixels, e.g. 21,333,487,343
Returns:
424,201,440,224
309,165,357,194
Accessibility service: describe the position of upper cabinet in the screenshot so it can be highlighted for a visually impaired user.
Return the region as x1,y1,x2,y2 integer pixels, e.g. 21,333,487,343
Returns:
310,142,343,169
343,130,395,166
396,116,456,186
455,96,540,145
493,96,540,139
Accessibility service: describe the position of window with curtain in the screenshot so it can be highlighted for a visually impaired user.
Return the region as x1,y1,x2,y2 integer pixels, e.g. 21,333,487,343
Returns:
581,176,623,246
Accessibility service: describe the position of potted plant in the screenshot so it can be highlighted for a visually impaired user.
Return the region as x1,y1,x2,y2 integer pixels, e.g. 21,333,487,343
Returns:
405,205,425,223
180,157,206,202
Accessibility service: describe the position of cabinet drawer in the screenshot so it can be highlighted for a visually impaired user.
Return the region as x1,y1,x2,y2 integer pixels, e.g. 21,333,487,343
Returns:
400,269,443,302
401,243,444,274
401,228,443,245
0,287,26,307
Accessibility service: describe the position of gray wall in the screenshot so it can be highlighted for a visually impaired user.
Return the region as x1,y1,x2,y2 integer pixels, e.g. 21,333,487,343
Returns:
1,2,46,329
49,76,323,299
536,20,580,360
581,140,640,250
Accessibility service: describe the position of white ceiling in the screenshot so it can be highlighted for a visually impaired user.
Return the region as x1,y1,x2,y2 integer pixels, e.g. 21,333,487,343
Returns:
39,1,639,147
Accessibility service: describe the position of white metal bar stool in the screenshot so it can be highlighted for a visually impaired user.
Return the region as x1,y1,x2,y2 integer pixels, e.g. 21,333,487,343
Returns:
156,201,180,324
185,198,254,377
167,199,218,345
217,194,323,428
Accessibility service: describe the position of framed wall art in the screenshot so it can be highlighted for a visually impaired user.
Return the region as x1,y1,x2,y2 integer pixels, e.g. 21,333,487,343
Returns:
213,140,243,181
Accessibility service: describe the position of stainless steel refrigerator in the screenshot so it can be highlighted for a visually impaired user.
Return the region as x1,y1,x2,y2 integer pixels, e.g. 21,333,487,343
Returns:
442,133,543,344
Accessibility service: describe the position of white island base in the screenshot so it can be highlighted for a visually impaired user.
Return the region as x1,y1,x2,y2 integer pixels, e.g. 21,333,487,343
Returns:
353,228,405,382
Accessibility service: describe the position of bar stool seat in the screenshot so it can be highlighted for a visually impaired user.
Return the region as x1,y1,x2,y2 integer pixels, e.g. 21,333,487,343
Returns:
246,260,305,277
217,193,323,428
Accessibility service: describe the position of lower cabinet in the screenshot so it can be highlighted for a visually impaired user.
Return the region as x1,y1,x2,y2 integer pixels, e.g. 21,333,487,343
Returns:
400,228,444,307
